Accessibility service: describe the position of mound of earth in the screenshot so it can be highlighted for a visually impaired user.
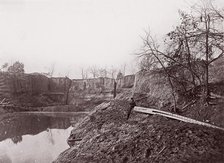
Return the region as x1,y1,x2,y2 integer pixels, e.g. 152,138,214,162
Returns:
54,99,224,163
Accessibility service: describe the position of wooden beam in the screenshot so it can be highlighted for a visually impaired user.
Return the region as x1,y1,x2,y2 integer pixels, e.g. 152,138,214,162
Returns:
134,106,224,131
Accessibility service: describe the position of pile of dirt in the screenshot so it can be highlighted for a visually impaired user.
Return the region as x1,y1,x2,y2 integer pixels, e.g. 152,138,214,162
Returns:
54,99,224,163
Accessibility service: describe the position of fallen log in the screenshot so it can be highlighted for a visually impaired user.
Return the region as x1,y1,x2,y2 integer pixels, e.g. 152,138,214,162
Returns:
134,106,224,131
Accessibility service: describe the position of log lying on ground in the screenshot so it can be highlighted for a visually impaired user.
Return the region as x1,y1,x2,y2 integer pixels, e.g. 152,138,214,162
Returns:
134,106,224,131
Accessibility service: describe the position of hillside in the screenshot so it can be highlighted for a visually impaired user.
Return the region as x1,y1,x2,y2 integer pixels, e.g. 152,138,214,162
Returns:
51,58,224,162
53,97,224,163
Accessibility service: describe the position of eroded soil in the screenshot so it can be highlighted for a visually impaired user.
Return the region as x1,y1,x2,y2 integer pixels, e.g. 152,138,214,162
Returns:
54,99,224,163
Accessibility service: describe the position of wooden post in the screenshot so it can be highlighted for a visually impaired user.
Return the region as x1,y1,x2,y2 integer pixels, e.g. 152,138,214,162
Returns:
65,77,72,105
113,81,117,98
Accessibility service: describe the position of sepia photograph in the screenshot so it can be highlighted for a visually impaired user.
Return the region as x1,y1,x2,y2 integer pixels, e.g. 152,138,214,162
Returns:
0,0,224,162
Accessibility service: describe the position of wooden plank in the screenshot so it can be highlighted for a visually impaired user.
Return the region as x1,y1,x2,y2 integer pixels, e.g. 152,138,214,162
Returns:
134,106,224,131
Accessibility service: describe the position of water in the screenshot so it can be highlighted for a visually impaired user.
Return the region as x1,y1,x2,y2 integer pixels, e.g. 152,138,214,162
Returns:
0,112,86,163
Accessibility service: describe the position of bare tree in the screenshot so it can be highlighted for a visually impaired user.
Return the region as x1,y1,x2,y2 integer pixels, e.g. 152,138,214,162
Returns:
81,67,88,79
89,66,99,78
47,63,55,77
98,68,108,78
108,66,117,79
138,53,159,71
65,69,71,78
116,71,124,80
139,32,178,111
197,3,224,99
181,1,224,99
121,63,126,76
209,0,224,19
138,0,224,105
7,61,25,74
1,63,8,72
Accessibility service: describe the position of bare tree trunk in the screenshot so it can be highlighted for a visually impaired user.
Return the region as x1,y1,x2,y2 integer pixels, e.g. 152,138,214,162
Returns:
142,34,178,112
184,36,196,87
152,54,177,112
204,14,210,102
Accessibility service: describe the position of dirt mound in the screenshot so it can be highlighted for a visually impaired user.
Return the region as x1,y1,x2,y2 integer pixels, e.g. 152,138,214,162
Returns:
54,99,224,163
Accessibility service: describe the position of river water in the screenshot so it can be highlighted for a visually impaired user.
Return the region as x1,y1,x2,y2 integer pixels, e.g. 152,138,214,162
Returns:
0,112,87,163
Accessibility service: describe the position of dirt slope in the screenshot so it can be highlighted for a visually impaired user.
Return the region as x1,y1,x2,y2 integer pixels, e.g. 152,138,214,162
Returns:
53,99,224,163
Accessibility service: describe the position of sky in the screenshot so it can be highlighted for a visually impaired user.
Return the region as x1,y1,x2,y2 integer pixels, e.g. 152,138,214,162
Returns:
0,0,223,78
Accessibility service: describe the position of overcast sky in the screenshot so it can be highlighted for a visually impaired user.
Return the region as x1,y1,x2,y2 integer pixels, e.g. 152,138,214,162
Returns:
0,0,223,78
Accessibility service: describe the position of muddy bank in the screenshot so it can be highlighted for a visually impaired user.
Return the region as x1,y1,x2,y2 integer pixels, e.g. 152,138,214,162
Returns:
53,100,224,163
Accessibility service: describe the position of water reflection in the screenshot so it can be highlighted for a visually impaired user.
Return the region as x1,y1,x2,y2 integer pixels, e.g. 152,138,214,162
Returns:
0,113,86,163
